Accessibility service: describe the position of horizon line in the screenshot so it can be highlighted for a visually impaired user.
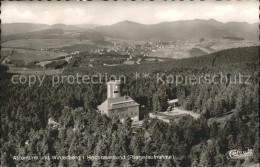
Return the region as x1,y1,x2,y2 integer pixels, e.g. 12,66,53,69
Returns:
2,18,258,26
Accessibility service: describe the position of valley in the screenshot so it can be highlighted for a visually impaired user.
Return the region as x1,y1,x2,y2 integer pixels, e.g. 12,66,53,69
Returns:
1,20,258,75
1,1,259,166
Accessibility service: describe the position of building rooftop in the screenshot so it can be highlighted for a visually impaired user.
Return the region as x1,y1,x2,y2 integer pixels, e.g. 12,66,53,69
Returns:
168,99,179,104
107,80,121,85
98,96,139,111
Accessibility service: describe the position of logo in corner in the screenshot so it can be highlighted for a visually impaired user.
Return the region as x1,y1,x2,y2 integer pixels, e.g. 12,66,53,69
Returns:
228,149,253,159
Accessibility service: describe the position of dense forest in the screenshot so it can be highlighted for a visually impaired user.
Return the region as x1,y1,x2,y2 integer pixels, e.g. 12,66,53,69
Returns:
1,46,259,166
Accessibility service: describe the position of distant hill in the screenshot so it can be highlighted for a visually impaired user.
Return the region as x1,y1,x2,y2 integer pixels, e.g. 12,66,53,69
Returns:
1,23,99,36
2,27,105,42
50,24,84,31
223,22,258,40
1,23,50,36
95,19,258,41
74,24,100,29
2,20,258,42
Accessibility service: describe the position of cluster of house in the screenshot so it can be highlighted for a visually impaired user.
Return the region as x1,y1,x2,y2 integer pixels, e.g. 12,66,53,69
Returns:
89,41,170,57
40,48,64,51
39,48,81,57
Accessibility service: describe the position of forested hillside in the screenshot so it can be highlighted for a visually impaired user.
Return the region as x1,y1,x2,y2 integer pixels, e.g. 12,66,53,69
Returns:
1,46,259,166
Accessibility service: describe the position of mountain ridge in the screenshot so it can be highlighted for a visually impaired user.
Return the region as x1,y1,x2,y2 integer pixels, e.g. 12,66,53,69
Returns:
2,19,258,41
95,19,258,40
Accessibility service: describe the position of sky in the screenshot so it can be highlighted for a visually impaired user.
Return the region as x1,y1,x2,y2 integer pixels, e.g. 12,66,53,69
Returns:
1,1,259,25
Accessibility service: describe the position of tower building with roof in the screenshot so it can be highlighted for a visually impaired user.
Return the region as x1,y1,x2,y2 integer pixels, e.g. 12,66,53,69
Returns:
98,80,139,122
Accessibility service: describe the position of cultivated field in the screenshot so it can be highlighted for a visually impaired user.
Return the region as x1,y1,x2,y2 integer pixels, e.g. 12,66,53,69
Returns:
149,38,258,58
8,49,67,64
7,66,63,75
203,38,259,51
1,49,12,62
1,39,95,50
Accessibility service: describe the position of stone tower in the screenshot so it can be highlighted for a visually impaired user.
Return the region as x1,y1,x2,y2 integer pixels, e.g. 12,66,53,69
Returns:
107,80,121,99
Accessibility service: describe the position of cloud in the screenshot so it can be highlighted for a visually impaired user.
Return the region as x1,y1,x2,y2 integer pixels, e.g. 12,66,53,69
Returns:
214,5,236,13
63,8,93,25
1,7,93,25
1,2,258,25
1,9,39,23
204,5,236,18
155,10,183,21
242,8,258,23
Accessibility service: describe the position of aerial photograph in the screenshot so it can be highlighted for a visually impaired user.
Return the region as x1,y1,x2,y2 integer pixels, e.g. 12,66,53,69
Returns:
1,1,259,167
